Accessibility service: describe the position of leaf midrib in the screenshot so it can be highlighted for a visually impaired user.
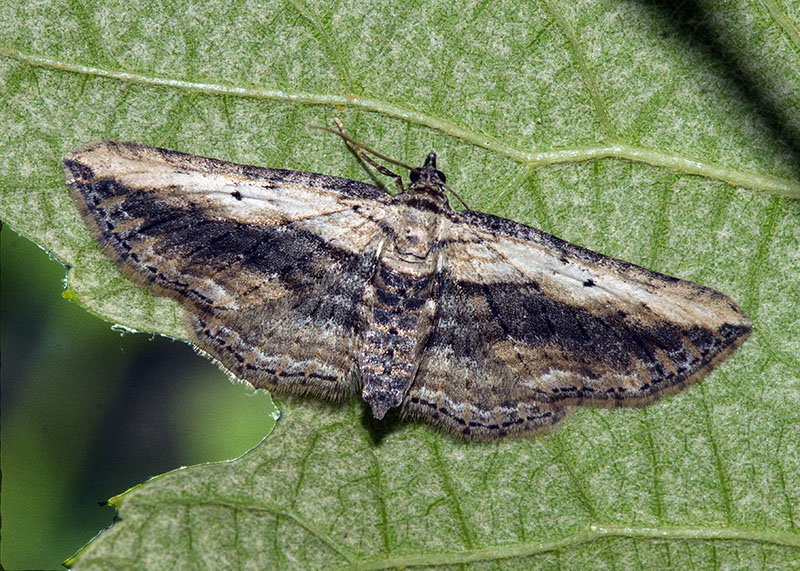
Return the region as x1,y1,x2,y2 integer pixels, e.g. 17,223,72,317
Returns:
2,47,798,198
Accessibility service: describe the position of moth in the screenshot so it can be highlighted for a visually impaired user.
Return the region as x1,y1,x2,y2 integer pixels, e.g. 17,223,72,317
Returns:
63,125,751,440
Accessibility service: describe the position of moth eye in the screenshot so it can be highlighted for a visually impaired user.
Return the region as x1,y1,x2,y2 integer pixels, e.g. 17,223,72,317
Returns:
436,170,446,183
410,169,420,183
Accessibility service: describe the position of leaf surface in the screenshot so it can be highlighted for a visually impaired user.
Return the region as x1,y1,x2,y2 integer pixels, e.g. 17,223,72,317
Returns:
1,0,799,568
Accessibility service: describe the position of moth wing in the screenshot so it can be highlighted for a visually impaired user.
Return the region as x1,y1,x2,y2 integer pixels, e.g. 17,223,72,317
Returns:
405,210,751,439
64,141,390,400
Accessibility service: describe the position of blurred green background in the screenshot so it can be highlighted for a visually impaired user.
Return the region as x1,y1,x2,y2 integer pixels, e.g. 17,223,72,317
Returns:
1,223,277,569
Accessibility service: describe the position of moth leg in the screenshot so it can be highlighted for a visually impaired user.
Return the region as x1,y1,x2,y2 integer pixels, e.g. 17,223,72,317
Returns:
320,119,402,195
331,119,405,194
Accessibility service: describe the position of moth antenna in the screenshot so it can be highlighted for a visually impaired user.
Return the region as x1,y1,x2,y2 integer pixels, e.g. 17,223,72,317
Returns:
318,119,416,171
311,120,417,194
443,183,471,211
311,119,470,209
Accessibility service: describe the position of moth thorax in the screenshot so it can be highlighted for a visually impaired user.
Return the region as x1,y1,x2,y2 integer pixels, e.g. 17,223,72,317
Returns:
395,206,440,262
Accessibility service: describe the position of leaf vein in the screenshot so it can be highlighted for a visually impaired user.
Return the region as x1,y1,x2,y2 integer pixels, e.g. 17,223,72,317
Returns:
341,523,800,570
4,48,798,198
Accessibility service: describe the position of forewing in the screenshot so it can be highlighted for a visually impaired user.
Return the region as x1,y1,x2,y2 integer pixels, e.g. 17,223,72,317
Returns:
64,141,389,400
406,210,751,439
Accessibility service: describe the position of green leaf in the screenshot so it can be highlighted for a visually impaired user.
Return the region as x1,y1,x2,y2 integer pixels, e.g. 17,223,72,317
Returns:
2,0,800,568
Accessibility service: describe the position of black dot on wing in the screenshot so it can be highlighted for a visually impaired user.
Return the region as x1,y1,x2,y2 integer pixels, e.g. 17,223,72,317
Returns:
231,191,242,200
583,279,595,287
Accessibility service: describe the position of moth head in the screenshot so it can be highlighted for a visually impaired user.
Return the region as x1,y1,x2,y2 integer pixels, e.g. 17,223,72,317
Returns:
410,153,446,186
